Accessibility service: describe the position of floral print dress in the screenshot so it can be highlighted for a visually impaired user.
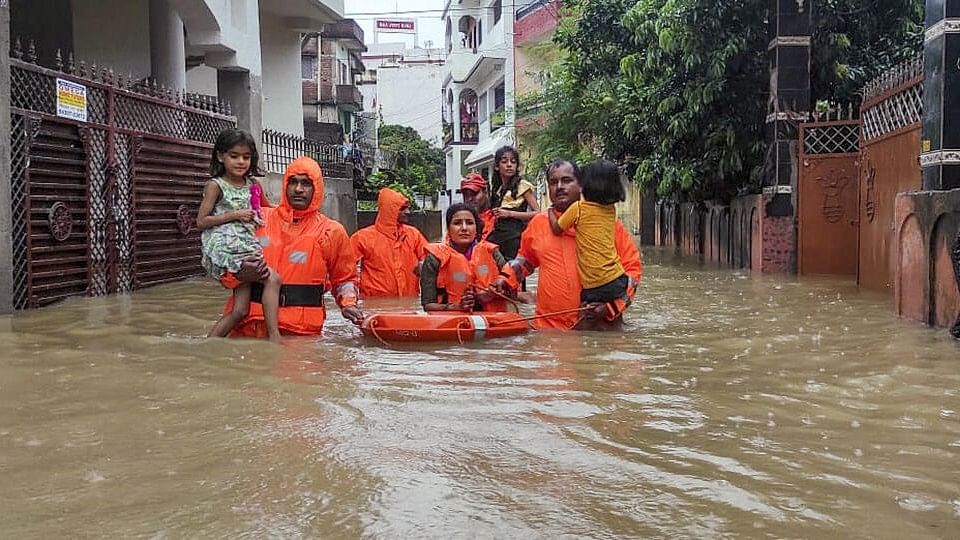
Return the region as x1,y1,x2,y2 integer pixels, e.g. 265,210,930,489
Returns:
201,177,261,278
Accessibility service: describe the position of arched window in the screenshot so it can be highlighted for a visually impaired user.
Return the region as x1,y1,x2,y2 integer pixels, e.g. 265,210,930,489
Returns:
458,16,477,51
459,89,480,142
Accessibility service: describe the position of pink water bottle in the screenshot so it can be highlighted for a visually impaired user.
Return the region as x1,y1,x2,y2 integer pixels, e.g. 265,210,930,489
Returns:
250,183,263,221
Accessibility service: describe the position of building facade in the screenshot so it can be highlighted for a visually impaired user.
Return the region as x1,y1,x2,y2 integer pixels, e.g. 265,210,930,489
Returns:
360,43,446,147
441,0,516,210
301,19,366,144
10,0,344,140
1,0,349,313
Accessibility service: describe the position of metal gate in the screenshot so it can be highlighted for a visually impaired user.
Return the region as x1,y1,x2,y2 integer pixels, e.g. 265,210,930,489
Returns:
859,57,923,292
797,120,861,276
9,50,235,309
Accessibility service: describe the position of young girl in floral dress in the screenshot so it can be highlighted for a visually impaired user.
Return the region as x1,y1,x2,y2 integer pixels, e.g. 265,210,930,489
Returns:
196,128,282,341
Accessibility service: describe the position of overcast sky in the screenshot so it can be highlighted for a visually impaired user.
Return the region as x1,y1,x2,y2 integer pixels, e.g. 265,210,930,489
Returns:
345,0,445,49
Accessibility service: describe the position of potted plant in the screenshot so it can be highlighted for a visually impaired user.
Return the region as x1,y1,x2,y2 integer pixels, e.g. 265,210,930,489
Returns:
490,109,505,129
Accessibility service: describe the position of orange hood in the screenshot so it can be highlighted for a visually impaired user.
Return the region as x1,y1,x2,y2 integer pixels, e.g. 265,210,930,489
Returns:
374,187,408,238
276,156,325,222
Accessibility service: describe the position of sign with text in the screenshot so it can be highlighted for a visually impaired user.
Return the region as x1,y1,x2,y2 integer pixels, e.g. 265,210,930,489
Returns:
375,18,416,34
56,78,88,122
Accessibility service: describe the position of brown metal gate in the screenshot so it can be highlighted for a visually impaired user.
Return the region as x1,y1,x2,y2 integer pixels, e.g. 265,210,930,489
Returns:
859,61,923,292
9,52,235,309
797,120,861,276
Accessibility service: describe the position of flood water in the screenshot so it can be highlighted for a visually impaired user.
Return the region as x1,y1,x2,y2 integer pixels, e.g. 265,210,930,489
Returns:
1,247,958,538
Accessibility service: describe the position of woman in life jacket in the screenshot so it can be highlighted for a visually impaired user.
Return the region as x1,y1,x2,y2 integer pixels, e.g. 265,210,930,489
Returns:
486,145,540,261
420,203,509,312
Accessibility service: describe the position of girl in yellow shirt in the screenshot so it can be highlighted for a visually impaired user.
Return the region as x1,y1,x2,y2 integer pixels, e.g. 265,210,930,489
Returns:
548,160,628,305
487,145,541,261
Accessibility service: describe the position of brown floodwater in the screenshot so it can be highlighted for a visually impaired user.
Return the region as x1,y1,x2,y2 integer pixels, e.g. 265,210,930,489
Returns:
0,247,958,538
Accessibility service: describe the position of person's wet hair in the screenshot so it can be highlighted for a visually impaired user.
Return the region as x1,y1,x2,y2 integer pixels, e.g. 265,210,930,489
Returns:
210,127,262,178
446,202,483,238
579,160,626,205
546,158,581,180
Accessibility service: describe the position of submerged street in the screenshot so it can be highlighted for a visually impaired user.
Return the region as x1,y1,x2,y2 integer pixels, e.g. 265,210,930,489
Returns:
0,248,957,537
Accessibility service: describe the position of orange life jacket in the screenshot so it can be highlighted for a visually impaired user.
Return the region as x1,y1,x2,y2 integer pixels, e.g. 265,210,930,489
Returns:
350,188,428,297
424,241,507,312
228,157,358,337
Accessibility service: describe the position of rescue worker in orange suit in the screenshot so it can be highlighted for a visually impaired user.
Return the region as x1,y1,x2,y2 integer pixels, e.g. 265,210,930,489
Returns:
459,173,496,242
225,156,364,336
420,203,509,312
350,187,428,297
492,159,642,330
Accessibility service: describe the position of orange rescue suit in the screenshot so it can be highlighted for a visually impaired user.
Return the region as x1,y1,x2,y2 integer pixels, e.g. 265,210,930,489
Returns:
228,157,358,337
424,241,507,312
350,188,428,297
501,210,642,329
479,208,496,242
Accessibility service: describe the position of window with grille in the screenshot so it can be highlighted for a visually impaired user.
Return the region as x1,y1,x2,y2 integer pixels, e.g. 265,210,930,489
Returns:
301,56,317,80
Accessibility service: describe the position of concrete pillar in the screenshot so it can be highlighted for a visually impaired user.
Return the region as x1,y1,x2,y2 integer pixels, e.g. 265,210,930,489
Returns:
217,69,262,142
761,0,812,273
452,86,462,141
0,1,13,314
504,0,516,130
149,0,186,90
920,0,960,190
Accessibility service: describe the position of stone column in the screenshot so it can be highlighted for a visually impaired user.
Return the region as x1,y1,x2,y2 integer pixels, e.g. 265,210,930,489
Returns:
149,0,187,90
761,0,812,273
921,0,960,190
0,0,13,315
217,69,263,142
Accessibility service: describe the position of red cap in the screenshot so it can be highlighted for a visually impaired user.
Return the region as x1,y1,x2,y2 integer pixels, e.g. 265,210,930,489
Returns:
460,173,487,193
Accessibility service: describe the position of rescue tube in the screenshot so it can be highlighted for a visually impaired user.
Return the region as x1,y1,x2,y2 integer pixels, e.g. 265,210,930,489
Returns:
362,311,529,344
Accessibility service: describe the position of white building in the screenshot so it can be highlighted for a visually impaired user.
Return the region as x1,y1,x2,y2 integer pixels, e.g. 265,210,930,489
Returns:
360,43,446,146
10,0,345,139
441,0,516,209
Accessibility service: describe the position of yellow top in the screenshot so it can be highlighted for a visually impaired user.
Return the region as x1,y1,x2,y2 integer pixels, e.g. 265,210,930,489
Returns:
499,179,534,210
556,200,625,289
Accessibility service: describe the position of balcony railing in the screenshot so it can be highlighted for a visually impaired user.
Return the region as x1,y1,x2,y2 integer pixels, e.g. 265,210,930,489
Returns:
336,84,363,110
461,122,479,144
443,122,453,146
261,128,346,175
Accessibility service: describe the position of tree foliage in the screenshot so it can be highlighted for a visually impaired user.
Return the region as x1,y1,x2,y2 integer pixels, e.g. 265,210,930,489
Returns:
375,124,445,200
525,0,923,201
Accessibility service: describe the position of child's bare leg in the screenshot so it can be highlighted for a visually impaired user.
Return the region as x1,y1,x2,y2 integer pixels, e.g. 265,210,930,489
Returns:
261,269,283,342
208,283,252,337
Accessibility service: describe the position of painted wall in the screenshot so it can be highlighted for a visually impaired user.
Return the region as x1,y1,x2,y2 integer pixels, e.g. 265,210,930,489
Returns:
72,0,151,80
259,14,303,136
514,2,559,96
179,0,263,77
185,64,218,95
894,189,960,333
377,64,444,145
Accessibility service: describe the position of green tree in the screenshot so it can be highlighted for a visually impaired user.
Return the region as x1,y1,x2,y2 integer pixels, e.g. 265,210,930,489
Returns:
375,124,445,201
526,0,923,201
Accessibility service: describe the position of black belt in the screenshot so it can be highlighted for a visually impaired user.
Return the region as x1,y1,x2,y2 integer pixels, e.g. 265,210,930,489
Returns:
250,283,326,307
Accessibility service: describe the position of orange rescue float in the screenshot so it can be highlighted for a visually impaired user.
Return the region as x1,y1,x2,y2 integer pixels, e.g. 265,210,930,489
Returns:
362,311,530,345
